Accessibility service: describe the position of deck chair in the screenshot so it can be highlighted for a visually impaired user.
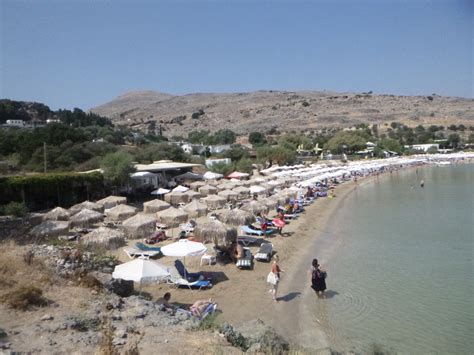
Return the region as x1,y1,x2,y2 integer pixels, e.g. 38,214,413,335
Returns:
174,260,212,282
236,247,253,269
123,246,160,259
237,235,259,246
255,243,273,262
176,302,218,321
135,242,161,253
166,268,212,290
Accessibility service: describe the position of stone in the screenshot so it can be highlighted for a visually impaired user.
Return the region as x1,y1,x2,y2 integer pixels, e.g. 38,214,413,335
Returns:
41,314,54,321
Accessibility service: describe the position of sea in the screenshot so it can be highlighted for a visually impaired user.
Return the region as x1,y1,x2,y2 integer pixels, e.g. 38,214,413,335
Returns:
311,164,474,354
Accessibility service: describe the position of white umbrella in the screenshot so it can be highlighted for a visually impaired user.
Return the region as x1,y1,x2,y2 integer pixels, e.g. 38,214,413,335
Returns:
172,185,189,193
249,185,266,195
151,188,170,195
112,258,170,293
161,240,207,279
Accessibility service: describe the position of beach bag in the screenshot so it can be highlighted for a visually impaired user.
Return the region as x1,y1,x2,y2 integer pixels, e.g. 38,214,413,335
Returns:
267,272,279,285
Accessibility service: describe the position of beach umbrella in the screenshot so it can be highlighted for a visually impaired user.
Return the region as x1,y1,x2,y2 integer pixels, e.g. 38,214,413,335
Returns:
190,181,205,191
216,209,255,227
97,195,127,210
70,209,104,227
43,207,70,221
259,198,278,210
143,199,171,213
227,171,250,179
164,191,189,206
161,240,207,280
198,184,218,197
81,227,125,250
279,188,298,199
174,172,203,181
172,185,189,193
203,171,223,180
122,214,156,239
183,190,201,201
183,200,208,218
260,183,274,192
69,201,104,215
112,258,170,293
30,220,70,238
241,180,253,187
106,204,137,221
241,200,269,216
193,219,238,246
150,188,170,196
156,207,188,228
249,185,267,196
217,189,239,201
232,186,250,199
202,195,227,210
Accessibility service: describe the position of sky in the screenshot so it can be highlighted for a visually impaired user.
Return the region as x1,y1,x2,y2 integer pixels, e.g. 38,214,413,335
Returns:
0,0,472,110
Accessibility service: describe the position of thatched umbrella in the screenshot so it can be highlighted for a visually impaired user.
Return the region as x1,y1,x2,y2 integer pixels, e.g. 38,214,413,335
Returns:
81,227,126,250
268,194,288,206
70,209,104,227
193,219,237,246
260,183,274,193
122,214,156,239
164,191,190,206
97,195,127,210
233,186,250,199
218,189,239,202
69,201,104,215
156,207,188,228
198,184,218,197
43,207,70,221
106,204,137,221
30,220,70,238
241,180,253,187
202,195,227,210
183,200,208,218
279,188,298,199
216,209,255,226
259,198,278,210
241,200,269,216
183,190,201,201
190,181,205,191
217,182,237,191
143,199,170,213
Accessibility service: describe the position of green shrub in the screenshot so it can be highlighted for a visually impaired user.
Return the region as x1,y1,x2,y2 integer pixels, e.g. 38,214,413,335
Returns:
4,201,28,217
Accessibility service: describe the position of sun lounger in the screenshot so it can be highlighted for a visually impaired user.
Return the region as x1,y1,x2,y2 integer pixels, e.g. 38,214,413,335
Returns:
255,243,273,262
236,247,253,269
240,225,275,236
237,235,259,246
123,246,160,259
174,260,212,282
166,272,212,290
136,242,161,253
176,303,218,321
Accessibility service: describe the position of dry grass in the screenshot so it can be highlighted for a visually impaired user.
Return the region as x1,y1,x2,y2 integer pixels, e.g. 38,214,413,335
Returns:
95,316,117,355
0,285,49,310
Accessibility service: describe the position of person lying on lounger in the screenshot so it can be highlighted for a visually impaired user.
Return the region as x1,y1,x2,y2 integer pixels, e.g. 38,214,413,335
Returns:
190,298,213,317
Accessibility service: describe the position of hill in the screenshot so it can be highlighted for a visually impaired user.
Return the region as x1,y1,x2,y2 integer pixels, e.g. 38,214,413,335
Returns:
90,90,474,137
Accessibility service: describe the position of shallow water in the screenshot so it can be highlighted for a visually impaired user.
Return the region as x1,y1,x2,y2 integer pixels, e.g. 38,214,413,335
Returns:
310,164,474,354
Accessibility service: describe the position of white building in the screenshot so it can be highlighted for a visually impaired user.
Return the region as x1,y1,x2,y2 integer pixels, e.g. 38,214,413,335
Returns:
6,119,25,127
205,158,231,168
406,144,439,152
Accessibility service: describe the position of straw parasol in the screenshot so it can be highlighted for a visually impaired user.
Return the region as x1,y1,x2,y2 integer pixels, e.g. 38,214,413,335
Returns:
70,209,104,227
43,207,70,221
233,186,250,199
122,213,156,239
97,195,127,210
259,183,274,193
193,218,237,246
183,190,201,201
183,200,208,218
259,198,278,210
216,209,255,226
190,181,205,191
81,227,126,250
279,188,298,199
30,220,70,238
217,189,239,202
156,207,188,228
69,201,104,215
202,195,227,210
164,191,190,206
198,184,218,197
249,185,267,196
143,199,170,213
106,204,137,221
241,200,269,216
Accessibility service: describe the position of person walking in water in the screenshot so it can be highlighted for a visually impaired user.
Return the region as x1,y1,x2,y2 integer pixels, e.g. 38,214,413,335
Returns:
267,255,284,302
420,179,425,188
310,259,327,298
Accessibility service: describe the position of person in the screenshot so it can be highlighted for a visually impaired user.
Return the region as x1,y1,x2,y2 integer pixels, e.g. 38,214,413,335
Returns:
275,211,285,235
190,298,213,317
420,179,425,188
157,292,174,309
267,255,284,302
309,259,327,298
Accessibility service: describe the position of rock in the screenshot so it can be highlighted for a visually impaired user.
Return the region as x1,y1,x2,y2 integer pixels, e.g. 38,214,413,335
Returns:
0,328,7,338
92,272,134,297
0,341,11,349
41,314,54,321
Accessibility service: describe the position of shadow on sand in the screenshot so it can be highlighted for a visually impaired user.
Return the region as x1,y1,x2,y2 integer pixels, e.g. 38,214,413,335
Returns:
277,292,301,302
323,290,339,299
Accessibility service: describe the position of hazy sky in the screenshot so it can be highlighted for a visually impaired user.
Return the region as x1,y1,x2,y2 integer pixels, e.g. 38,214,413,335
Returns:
1,0,472,110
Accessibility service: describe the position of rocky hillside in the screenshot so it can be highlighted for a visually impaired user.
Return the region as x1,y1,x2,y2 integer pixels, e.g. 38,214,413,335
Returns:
91,90,474,136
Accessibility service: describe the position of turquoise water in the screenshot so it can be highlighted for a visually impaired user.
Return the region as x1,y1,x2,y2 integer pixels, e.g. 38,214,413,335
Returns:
312,164,474,354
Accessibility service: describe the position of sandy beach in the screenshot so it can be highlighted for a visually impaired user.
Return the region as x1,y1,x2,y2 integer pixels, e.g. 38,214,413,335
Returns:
131,175,378,351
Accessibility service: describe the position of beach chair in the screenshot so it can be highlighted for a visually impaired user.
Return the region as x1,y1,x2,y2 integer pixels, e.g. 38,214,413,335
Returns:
236,247,253,269
174,260,212,282
123,246,160,259
237,235,259,246
240,225,274,236
255,243,273,262
176,302,218,321
166,270,213,290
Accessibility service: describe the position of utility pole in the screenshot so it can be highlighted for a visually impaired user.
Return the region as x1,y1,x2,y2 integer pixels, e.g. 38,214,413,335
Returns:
43,142,47,173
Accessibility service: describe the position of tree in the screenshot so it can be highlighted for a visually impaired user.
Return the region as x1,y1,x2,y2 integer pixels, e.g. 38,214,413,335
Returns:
101,151,135,187
325,131,368,154
221,145,249,161
248,132,266,146
256,145,296,166
234,158,253,174
447,134,460,149
378,138,402,154
209,162,233,176
212,129,236,145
